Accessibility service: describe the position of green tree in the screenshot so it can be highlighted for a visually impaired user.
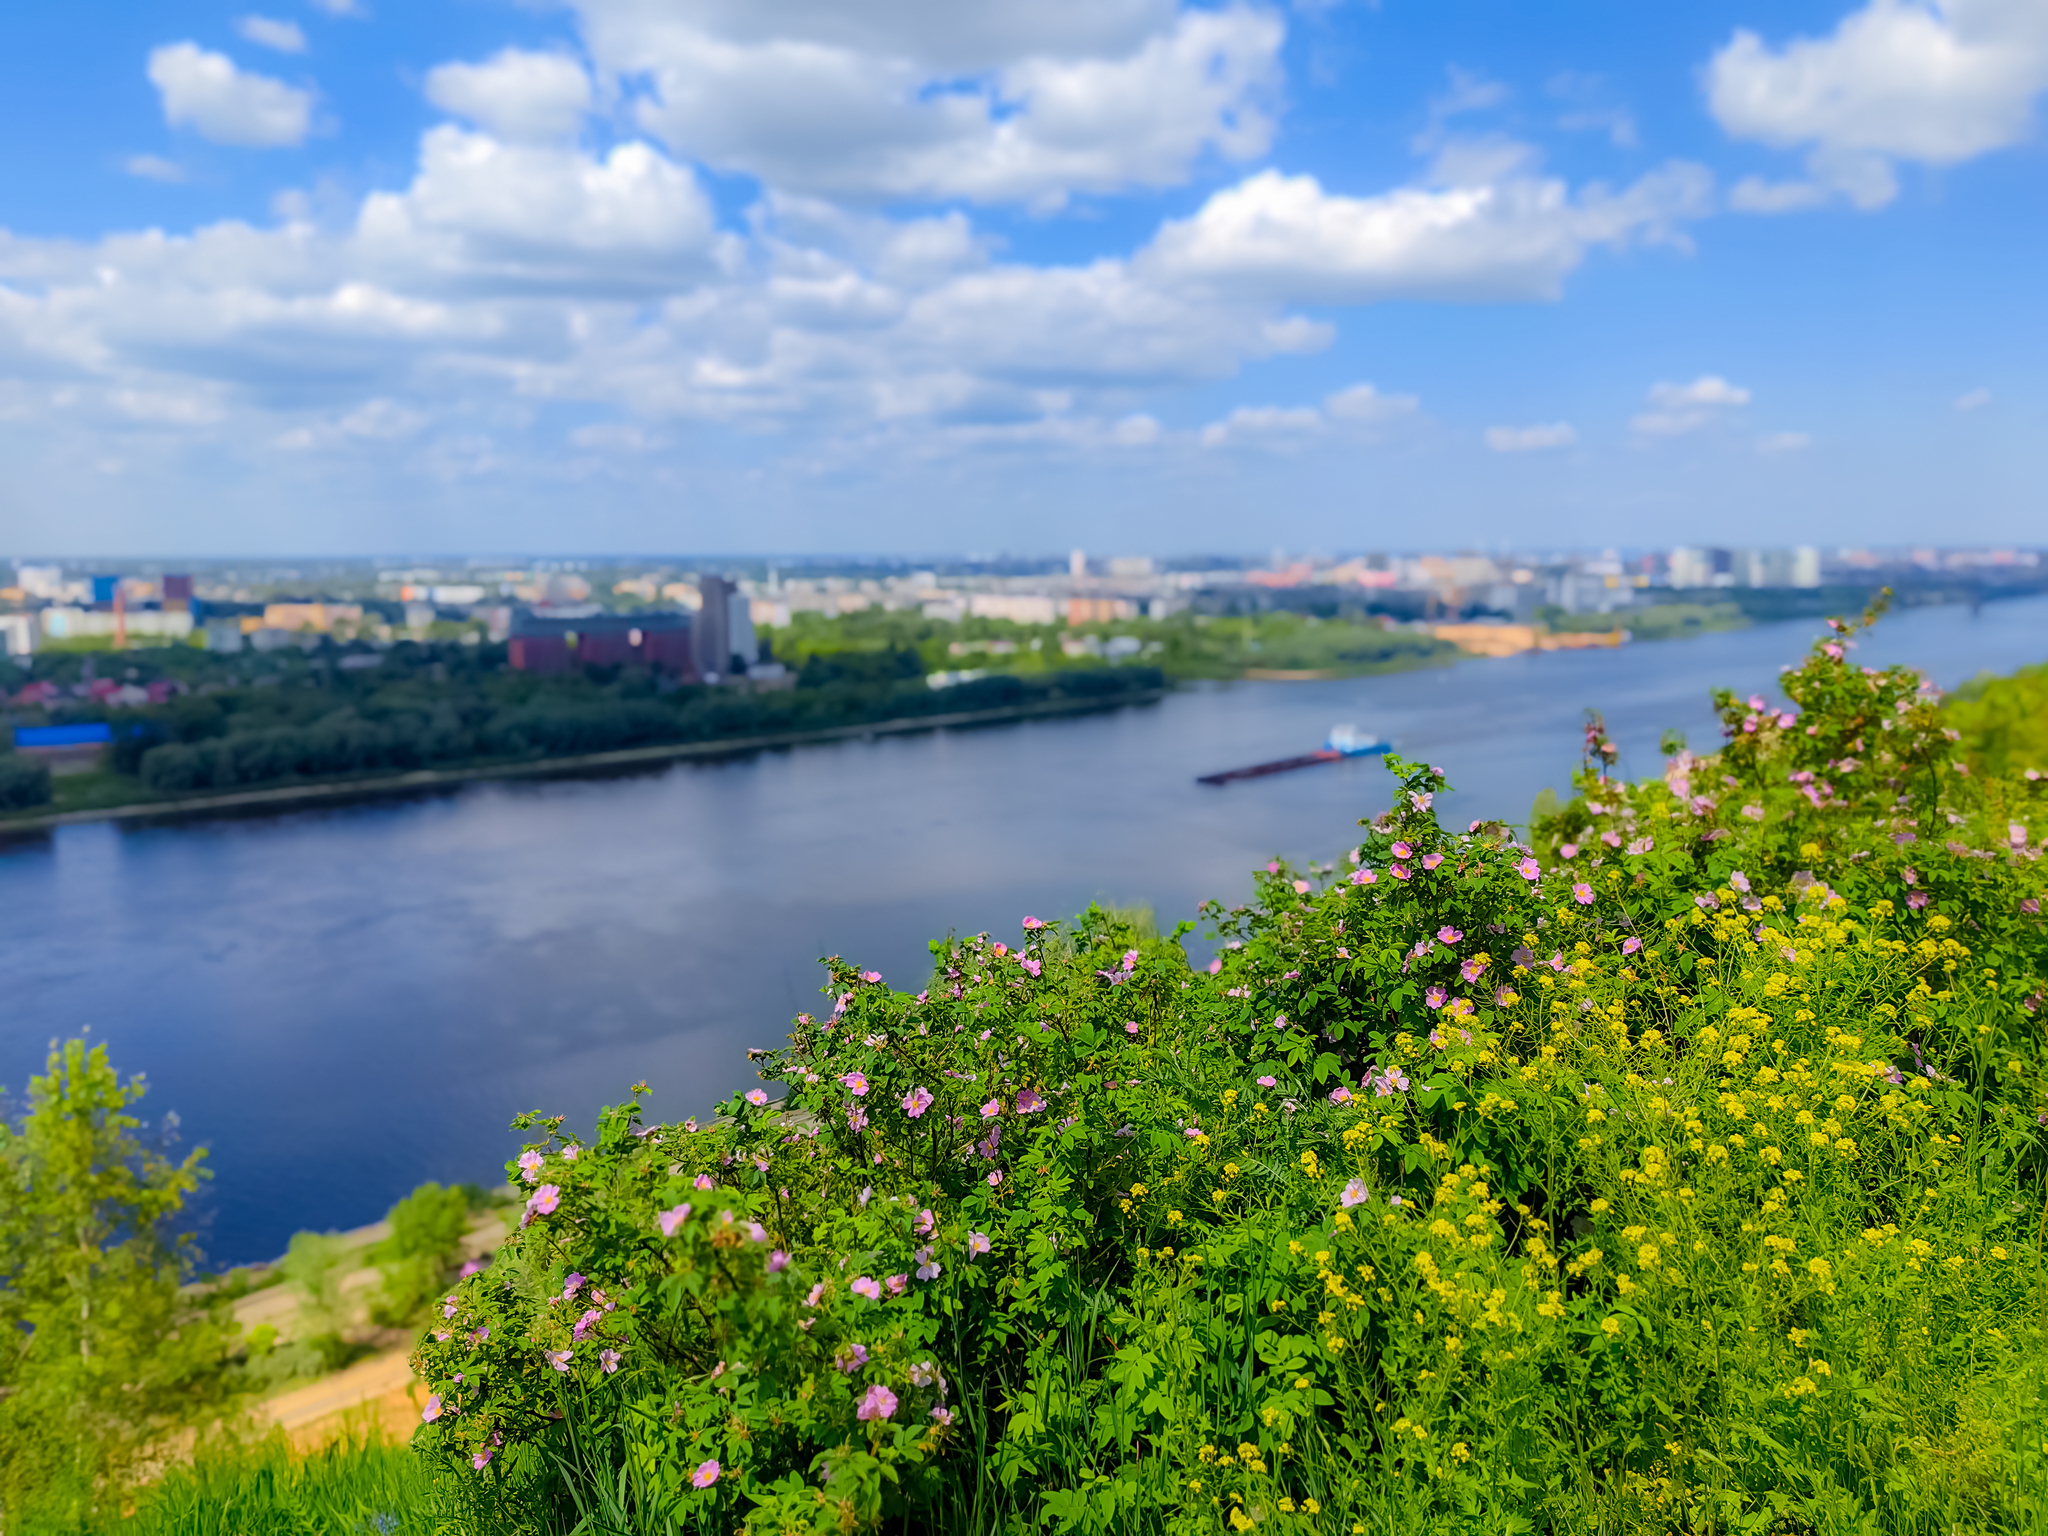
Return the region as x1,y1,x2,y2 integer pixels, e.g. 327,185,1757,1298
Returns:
0,1039,232,1527
278,1229,352,1339
370,1181,472,1326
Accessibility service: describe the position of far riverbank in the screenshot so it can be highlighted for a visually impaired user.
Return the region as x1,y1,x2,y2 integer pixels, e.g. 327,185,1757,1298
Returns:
0,686,1166,835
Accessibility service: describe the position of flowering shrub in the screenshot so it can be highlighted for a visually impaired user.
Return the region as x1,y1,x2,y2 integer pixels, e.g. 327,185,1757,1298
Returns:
414,600,2048,1534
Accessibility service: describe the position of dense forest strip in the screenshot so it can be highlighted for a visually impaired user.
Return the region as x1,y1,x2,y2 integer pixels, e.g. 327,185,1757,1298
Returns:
0,686,1165,833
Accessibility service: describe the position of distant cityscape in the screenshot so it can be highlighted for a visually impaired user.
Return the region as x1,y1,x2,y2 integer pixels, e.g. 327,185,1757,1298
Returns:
2,544,2042,677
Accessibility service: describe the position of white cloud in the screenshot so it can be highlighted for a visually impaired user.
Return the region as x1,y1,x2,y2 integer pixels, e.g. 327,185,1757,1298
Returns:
1324,382,1417,423
1414,67,1509,151
307,0,365,15
1757,430,1811,453
236,16,308,54
111,388,224,424
1954,386,1991,409
426,50,592,142
277,399,433,450
1139,160,1713,304
148,42,313,147
1548,71,1640,148
1632,374,1751,435
355,129,732,289
1728,176,1831,213
125,154,186,183
577,0,1283,205
1707,0,2048,208
1485,422,1575,451
570,421,657,451
1651,375,1751,408
1198,382,1415,447
1201,403,1322,447
0,39,1729,504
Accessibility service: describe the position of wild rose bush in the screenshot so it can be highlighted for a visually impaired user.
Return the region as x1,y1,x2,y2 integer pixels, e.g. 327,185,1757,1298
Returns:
414,600,2048,1535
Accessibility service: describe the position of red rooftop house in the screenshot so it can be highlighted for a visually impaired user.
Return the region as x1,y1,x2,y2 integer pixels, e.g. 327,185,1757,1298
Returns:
507,610,695,676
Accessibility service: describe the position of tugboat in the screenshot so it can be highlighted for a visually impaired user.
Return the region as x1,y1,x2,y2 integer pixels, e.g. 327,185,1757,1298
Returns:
1198,723,1392,785
1324,723,1390,757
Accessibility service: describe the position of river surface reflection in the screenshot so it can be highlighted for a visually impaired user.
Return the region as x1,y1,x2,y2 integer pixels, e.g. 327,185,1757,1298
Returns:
2,597,2043,1263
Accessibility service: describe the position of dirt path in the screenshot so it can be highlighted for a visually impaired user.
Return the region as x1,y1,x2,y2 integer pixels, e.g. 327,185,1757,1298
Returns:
257,1346,424,1450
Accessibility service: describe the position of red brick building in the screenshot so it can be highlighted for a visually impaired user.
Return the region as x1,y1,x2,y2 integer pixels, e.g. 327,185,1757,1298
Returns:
507,611,695,676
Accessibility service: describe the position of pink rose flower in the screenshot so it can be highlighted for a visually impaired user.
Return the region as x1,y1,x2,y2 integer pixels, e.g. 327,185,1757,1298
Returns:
691,1460,720,1489
902,1085,934,1118
1572,883,1594,905
858,1384,899,1421
658,1203,692,1237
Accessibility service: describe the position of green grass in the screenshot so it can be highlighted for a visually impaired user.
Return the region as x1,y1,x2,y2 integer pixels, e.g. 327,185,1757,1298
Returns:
48,769,156,814
15,1435,427,1536
23,1432,558,1536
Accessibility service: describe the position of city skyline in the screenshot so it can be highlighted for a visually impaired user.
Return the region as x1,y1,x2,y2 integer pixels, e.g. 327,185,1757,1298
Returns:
0,0,2043,553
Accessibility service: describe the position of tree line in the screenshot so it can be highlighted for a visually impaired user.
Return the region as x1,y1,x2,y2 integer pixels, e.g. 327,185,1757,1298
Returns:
132,667,1163,796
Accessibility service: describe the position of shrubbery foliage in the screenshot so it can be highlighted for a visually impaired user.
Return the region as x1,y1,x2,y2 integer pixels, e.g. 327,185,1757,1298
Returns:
1948,660,2048,781
411,603,2048,1532
0,753,52,810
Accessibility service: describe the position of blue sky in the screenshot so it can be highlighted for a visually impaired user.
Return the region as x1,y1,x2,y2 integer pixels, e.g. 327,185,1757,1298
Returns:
0,0,2042,555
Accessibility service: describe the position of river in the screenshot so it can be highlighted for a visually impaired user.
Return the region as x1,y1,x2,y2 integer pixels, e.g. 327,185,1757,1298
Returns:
3,596,2043,1265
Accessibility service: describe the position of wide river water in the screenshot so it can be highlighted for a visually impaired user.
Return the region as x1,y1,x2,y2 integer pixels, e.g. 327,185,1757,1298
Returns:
4,597,2045,1265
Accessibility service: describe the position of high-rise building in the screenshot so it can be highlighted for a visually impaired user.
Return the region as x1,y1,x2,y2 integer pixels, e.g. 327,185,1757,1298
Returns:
692,575,735,680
